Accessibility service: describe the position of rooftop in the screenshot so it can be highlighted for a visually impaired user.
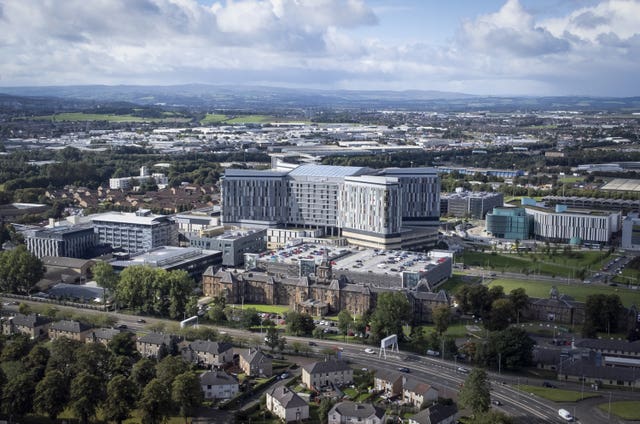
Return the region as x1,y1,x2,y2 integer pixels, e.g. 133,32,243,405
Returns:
90,211,173,225
110,246,220,268
303,359,351,374
288,164,369,178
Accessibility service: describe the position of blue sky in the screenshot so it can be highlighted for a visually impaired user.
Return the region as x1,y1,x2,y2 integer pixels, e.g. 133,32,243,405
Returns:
0,0,638,96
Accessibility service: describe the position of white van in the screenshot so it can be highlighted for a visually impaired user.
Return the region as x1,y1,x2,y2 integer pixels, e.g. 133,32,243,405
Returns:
558,408,573,421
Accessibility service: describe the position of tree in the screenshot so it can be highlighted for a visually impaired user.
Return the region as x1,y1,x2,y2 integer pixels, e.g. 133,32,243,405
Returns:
485,298,516,331
318,398,334,424
458,368,491,416
207,303,227,323
92,261,118,303
239,308,261,329
1,334,33,362
130,357,156,392
47,337,83,382
24,343,50,380
34,370,68,421
2,370,35,418
70,371,105,424
139,378,172,424
103,375,138,424
337,309,353,336
108,331,139,357
370,292,412,341
285,311,315,336
156,355,189,387
488,285,504,301
482,327,535,370
508,288,529,321
585,294,623,334
172,372,204,424
432,305,451,336
265,326,283,351
74,342,112,382
0,245,45,294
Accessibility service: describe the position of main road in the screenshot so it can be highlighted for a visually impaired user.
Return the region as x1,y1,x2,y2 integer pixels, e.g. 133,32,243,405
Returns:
3,298,636,423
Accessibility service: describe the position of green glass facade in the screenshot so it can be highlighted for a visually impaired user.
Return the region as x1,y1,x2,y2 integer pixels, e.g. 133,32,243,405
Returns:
485,207,532,240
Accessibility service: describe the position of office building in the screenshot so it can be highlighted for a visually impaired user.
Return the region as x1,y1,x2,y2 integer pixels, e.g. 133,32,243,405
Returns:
441,190,504,219
90,209,178,254
25,225,97,258
485,207,532,240
524,205,621,244
109,166,168,190
188,229,266,266
221,164,440,250
622,213,640,250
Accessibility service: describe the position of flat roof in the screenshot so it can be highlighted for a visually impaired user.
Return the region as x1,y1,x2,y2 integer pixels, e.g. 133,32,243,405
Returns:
224,169,288,178
601,178,640,192
90,212,170,225
110,246,220,268
288,164,369,178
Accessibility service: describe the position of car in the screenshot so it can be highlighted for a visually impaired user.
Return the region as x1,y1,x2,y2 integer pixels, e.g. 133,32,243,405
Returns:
542,381,557,388
492,400,502,406
136,318,146,323
308,341,317,346
280,372,290,380
364,348,376,354
457,367,470,374
116,324,128,329
397,367,410,373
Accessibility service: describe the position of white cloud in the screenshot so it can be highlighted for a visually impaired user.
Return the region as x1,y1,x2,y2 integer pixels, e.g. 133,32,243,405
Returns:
0,0,638,96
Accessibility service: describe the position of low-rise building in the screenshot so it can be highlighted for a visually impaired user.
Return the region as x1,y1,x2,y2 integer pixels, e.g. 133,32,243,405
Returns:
200,370,239,400
402,377,439,408
136,333,180,358
182,340,233,367
1,313,51,339
302,359,353,390
239,348,272,377
188,228,266,267
374,369,403,398
49,320,93,342
408,404,458,424
328,401,385,424
88,328,123,346
266,386,309,422
25,225,98,258
485,207,532,240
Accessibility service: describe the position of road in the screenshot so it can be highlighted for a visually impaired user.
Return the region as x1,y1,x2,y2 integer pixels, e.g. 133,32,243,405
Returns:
4,298,640,423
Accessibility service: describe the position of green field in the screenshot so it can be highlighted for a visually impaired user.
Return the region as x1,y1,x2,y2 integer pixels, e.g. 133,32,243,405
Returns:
229,304,291,314
488,279,640,307
32,112,190,123
199,113,276,125
517,384,599,402
597,401,640,420
559,176,584,183
200,113,228,124
462,251,612,279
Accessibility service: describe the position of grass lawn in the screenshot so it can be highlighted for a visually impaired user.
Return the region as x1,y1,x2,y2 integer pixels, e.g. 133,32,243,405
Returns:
230,304,291,314
439,273,469,293
597,401,640,420
225,114,274,124
516,384,599,402
559,176,584,183
200,113,228,124
488,278,640,307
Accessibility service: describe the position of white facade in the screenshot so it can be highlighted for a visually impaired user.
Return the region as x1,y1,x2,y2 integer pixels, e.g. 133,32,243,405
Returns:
200,371,239,400
525,207,621,244
622,213,640,250
266,387,309,423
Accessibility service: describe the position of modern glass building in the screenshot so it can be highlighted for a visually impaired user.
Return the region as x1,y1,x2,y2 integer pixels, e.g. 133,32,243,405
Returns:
485,207,532,240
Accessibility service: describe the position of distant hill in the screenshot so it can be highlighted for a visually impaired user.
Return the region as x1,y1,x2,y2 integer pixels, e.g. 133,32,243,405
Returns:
1,84,639,112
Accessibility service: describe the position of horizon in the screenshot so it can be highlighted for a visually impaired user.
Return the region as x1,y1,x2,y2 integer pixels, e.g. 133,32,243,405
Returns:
1,0,639,97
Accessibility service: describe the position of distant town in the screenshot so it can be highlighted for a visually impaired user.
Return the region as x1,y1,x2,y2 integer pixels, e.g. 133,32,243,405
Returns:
2,90,640,424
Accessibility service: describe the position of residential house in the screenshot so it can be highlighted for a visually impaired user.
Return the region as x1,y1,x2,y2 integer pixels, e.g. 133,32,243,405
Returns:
302,359,353,390
266,386,309,423
88,328,123,346
408,404,458,424
328,402,385,424
49,320,93,342
1,313,51,339
239,348,272,377
182,340,233,368
136,333,180,358
200,370,239,400
402,377,439,408
374,369,403,398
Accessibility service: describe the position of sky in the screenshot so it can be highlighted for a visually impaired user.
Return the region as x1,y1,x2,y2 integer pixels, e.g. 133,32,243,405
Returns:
0,0,639,96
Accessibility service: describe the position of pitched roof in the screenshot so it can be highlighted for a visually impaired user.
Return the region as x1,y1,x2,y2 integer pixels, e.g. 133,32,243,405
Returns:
200,370,238,386
9,313,51,328
329,402,384,419
91,328,121,340
240,348,271,365
138,332,179,346
403,377,436,396
50,320,92,333
303,359,351,375
374,369,403,384
575,338,640,354
189,340,233,355
267,386,307,409
410,404,458,424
